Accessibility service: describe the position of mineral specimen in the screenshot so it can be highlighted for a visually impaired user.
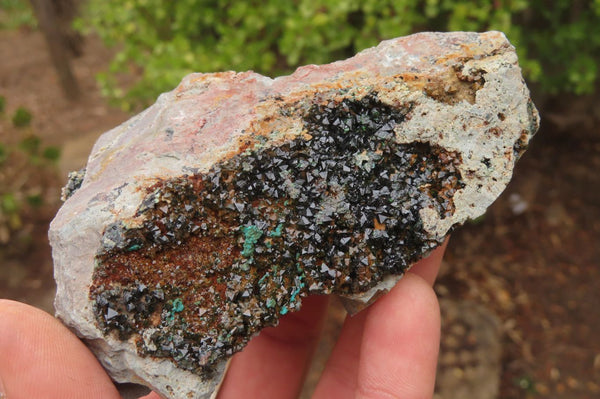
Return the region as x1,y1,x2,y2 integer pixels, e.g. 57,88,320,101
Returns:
50,31,539,398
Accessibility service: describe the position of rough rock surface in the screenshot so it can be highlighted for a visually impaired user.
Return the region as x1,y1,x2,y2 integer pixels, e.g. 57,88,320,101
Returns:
50,31,539,399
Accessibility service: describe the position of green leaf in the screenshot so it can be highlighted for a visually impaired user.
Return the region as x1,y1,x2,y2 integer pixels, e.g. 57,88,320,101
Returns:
0,0,36,30
19,135,41,155
42,146,61,162
0,143,8,164
78,0,600,103
12,106,32,128
26,194,44,208
1,193,19,214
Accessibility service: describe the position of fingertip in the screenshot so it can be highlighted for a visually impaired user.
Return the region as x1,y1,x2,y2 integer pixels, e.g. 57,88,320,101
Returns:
312,307,367,398
365,273,441,348
0,299,120,399
139,392,163,399
356,273,440,399
218,295,329,399
409,237,449,286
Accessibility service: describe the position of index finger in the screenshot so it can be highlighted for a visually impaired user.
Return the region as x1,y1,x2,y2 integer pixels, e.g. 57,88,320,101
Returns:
409,237,449,285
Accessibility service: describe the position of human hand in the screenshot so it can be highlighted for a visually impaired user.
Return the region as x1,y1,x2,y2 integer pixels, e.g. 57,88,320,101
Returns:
0,242,445,399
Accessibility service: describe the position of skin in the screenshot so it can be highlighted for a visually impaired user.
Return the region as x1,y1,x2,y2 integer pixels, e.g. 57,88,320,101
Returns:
0,241,446,399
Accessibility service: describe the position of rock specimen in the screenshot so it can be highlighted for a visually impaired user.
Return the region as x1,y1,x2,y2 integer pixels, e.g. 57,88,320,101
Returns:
50,31,539,399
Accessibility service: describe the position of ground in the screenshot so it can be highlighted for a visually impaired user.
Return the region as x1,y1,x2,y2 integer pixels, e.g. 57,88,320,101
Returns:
1,28,599,398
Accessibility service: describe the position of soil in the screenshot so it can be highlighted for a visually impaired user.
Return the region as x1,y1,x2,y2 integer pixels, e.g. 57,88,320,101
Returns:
0,28,130,313
441,95,600,398
1,28,599,398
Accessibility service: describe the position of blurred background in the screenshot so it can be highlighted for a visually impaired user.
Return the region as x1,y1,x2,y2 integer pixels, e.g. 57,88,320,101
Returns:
0,1,599,398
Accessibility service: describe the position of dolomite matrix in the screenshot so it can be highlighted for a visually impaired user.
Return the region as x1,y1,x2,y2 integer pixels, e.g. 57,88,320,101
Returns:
50,31,539,399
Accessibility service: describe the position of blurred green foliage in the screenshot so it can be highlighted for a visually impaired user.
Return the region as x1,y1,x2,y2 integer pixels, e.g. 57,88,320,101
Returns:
12,106,32,128
0,0,36,30
77,0,600,109
0,101,61,244
42,146,61,162
0,143,7,164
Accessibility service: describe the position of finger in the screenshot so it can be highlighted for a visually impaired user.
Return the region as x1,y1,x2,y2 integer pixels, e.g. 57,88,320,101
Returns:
0,299,121,399
217,295,329,399
313,244,446,398
139,392,162,399
356,274,440,399
311,307,367,398
408,238,449,285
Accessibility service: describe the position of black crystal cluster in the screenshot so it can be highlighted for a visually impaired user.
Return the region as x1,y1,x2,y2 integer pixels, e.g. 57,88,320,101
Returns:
91,93,464,376
95,283,166,339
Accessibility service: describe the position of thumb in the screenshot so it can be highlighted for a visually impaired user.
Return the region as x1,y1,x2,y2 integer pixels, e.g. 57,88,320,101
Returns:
0,300,121,399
